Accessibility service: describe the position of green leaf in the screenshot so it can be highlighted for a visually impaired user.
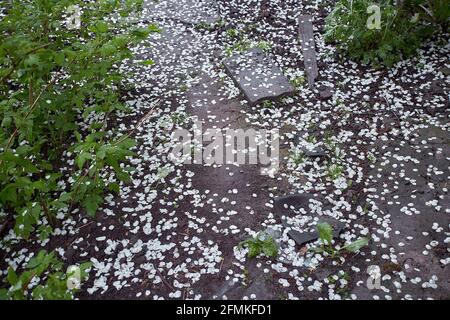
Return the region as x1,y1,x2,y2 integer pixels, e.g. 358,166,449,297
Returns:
310,247,325,254
38,225,53,241
342,238,369,253
79,262,93,280
53,52,65,66
262,239,278,257
116,170,131,182
0,185,17,205
108,182,120,194
82,194,103,217
239,233,278,259
147,24,161,33
0,288,9,300
6,267,18,286
93,21,109,33
317,222,333,245
24,54,40,68
140,59,154,66
58,192,72,203
76,151,92,170
247,243,261,258
100,43,116,57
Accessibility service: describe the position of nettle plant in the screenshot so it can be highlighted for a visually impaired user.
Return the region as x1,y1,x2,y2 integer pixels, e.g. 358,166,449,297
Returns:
0,0,160,241
325,0,449,67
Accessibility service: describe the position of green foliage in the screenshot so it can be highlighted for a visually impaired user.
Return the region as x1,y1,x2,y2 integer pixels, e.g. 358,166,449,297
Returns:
404,0,450,28
317,222,333,245
324,0,447,67
290,76,306,89
341,238,370,253
289,150,306,165
239,232,278,259
225,32,272,57
72,134,136,217
226,28,239,39
0,0,158,239
225,39,252,56
0,250,91,300
326,163,343,180
367,152,376,164
312,222,369,257
255,40,272,52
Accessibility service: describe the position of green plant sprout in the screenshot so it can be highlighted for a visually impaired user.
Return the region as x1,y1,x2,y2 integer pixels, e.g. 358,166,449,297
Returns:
290,150,306,166
226,39,272,57
256,40,271,52
262,100,274,108
239,232,278,259
326,163,343,180
367,152,376,164
226,28,239,39
311,222,369,258
290,76,306,88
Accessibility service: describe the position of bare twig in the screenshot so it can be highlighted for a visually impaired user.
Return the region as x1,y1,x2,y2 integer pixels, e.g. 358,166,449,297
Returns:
75,221,94,232
113,100,161,145
155,268,175,291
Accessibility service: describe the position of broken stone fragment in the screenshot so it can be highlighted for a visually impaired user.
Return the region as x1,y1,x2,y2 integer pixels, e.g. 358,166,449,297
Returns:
223,48,295,106
298,15,318,89
299,145,327,157
273,194,345,246
318,86,332,100
284,216,345,246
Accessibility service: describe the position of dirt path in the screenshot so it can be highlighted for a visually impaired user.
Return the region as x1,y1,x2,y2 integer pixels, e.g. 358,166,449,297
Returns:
183,71,285,298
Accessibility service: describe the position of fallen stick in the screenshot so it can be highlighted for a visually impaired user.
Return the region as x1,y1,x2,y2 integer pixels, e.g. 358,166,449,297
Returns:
155,268,175,291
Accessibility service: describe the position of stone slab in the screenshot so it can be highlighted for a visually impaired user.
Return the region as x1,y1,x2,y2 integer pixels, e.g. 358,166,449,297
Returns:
223,48,295,106
299,15,318,89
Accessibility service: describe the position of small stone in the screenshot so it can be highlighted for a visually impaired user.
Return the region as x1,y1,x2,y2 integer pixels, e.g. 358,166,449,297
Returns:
438,66,450,76
318,86,332,100
300,145,327,157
